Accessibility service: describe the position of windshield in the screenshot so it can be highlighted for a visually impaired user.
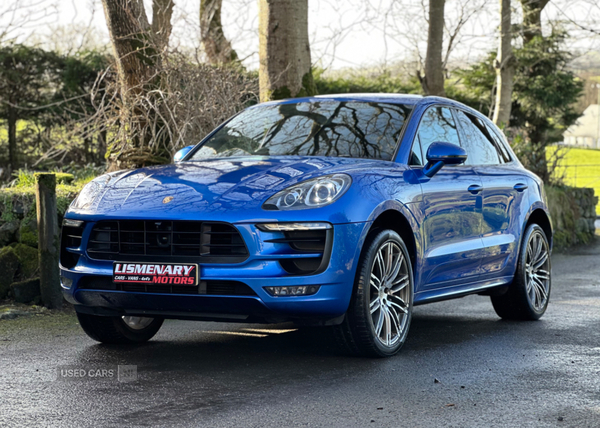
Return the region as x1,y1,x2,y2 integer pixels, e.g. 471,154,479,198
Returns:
189,100,412,161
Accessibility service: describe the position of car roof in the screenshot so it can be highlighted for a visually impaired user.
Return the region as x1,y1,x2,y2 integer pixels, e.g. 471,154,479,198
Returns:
250,93,492,127
256,93,424,107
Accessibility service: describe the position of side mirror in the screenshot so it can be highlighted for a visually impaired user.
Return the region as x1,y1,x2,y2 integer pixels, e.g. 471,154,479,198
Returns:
422,142,467,177
173,145,195,163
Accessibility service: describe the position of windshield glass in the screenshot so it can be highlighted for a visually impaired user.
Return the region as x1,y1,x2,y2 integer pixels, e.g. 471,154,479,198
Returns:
189,100,412,161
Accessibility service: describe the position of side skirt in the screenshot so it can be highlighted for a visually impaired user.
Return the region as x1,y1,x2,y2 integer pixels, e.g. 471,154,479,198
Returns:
414,276,513,306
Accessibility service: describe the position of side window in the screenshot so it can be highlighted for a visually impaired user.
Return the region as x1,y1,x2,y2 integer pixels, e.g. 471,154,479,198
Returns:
485,122,512,163
410,135,424,166
455,110,500,165
416,107,461,161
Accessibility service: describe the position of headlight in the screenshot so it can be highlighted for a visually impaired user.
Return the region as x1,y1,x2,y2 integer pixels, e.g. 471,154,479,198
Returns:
71,176,109,210
263,174,351,210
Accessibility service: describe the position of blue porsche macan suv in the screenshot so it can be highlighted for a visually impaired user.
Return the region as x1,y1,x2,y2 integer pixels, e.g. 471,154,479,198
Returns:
61,94,552,357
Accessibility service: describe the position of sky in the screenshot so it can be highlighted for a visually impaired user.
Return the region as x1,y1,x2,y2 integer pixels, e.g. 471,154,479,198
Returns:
2,0,599,71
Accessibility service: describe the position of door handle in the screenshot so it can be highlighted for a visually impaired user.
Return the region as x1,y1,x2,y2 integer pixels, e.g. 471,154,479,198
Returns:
468,184,483,194
514,183,528,192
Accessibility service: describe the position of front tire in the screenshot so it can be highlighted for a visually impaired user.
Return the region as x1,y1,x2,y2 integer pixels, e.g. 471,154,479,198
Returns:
334,230,414,357
491,223,551,320
77,313,164,344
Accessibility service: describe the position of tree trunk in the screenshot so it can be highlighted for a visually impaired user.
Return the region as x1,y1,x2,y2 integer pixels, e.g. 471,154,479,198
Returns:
258,0,316,102
101,0,173,171
519,0,550,181
493,0,515,127
520,0,549,44
7,104,17,173
152,0,174,54
98,129,107,164
101,0,156,95
422,0,446,96
200,0,239,65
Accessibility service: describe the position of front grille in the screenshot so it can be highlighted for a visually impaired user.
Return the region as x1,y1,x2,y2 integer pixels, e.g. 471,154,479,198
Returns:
78,276,256,296
60,223,84,269
86,220,248,263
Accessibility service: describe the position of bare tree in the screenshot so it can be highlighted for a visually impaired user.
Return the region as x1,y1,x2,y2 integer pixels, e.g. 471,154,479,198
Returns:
422,0,446,96
551,0,600,37
33,56,259,169
152,0,175,54
100,0,176,170
258,0,316,102
0,0,58,44
493,0,515,126
364,0,492,91
200,0,240,65
101,0,159,96
520,0,550,44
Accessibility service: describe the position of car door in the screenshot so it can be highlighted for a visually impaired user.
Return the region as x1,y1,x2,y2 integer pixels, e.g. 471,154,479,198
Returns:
410,106,484,289
454,110,527,278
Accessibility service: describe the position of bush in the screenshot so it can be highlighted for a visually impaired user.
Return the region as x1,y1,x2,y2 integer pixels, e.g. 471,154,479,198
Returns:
96,54,259,169
314,68,421,96
0,170,85,248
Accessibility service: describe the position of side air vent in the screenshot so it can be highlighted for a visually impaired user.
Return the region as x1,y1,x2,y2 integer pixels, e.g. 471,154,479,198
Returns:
60,220,84,269
265,229,333,276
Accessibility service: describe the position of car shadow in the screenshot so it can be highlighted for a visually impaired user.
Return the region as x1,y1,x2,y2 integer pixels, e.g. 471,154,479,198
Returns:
74,311,527,371
68,311,553,423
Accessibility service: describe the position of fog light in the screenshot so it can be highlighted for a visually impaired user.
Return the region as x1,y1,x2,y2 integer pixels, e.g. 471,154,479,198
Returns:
264,285,320,296
256,223,331,231
60,276,73,289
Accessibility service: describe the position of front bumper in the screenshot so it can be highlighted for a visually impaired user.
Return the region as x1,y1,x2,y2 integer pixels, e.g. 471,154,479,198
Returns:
61,221,369,322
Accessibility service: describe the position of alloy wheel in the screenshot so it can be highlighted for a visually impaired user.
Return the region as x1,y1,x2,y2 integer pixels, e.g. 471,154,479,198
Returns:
524,231,550,312
369,240,411,347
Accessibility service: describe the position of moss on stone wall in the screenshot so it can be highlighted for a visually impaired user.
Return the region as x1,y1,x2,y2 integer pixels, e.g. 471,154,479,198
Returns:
0,184,79,249
546,185,597,250
0,247,19,298
12,243,39,279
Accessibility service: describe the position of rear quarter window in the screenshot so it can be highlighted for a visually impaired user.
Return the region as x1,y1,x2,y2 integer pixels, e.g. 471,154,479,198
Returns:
454,110,501,166
484,122,513,163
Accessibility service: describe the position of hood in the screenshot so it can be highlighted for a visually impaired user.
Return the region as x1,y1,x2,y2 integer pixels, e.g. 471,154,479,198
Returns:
70,156,398,217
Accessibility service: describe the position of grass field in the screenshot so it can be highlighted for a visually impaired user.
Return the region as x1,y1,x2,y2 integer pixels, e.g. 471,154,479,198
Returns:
550,146,600,215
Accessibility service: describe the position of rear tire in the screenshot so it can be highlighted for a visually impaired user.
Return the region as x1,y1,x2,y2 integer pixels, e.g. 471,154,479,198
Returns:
334,230,414,357
491,224,551,320
77,313,164,344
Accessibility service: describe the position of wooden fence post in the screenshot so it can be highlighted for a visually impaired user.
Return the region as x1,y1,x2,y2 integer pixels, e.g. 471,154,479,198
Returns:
36,173,62,309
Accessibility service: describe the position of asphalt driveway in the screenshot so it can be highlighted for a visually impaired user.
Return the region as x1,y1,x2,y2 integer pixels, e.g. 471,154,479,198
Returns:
1,238,599,427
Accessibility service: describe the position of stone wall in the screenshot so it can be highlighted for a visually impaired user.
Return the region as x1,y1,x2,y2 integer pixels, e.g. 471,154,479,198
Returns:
546,186,598,250
0,188,76,248
0,189,76,302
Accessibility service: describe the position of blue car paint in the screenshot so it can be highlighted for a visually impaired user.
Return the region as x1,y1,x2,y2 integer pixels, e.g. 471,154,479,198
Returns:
61,94,551,322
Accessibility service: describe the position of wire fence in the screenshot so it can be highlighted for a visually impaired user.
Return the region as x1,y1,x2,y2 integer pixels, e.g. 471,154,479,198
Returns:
553,163,600,216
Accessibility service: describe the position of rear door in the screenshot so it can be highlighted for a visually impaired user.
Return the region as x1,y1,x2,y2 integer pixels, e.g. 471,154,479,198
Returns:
454,110,528,278
410,106,484,289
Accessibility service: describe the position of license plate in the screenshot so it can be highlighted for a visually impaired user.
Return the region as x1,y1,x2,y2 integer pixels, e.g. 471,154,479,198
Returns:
112,262,199,286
